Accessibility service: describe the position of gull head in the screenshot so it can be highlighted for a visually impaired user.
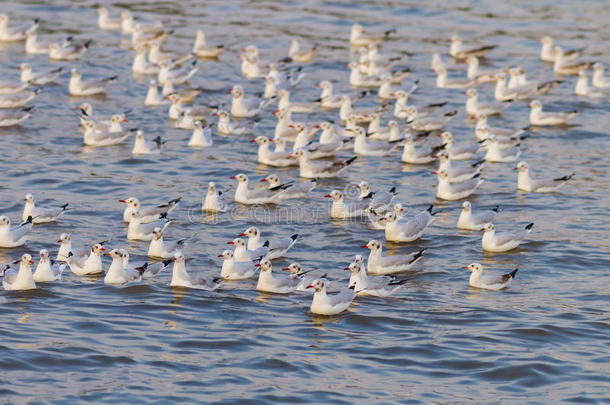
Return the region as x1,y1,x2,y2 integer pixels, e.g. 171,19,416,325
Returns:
194,121,203,130
318,81,332,90
440,131,453,144
104,248,122,259
122,197,139,209
0,216,10,226
466,56,478,66
347,61,359,70
393,204,404,214
21,254,34,266
216,110,229,120
529,100,542,109
218,250,233,260
461,201,472,211
481,223,495,232
240,226,259,239
306,278,326,292
20,63,31,73
258,257,272,272
207,181,217,194
592,62,602,71
351,24,364,35
172,252,185,263
58,233,71,243
466,88,477,98
24,194,34,203
230,173,248,183
97,7,108,16
357,181,370,194
228,238,245,248
381,211,398,223
262,174,280,186
354,254,365,264
388,120,398,129
152,227,163,240
324,190,343,202
291,149,306,159
282,262,301,275
515,161,528,172
91,243,105,255
70,69,82,79
230,85,243,98
362,239,381,252
39,249,49,261
463,262,482,272
436,150,450,161
346,262,360,274
540,36,552,45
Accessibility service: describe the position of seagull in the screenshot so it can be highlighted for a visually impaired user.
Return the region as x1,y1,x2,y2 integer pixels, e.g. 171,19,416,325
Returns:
315,81,344,109
465,88,509,117
439,132,480,160
214,110,253,135
158,60,198,86
0,107,33,127
450,35,496,59
435,67,475,88
69,69,117,96
120,196,181,223
381,206,435,242
148,41,192,65
66,243,105,275
466,56,504,83
170,252,221,290
97,7,122,30
575,70,607,98
147,227,185,259
325,190,372,219
56,233,88,262
202,182,229,213
49,40,91,60
435,150,483,183
2,254,36,291
529,100,578,126
162,81,202,102
0,14,38,42
82,121,135,146
0,215,32,248
307,278,356,315
121,12,163,35
482,135,521,162
33,249,66,282
228,238,268,263
357,181,396,209
465,263,518,290
127,210,171,241
25,29,68,54
277,89,318,113
432,170,483,200
120,249,171,280
103,249,144,285
20,64,63,85
401,135,443,164
252,136,295,167
0,88,41,108
494,73,537,101
22,194,69,223
0,79,29,95
481,222,534,252
378,76,418,100
405,108,457,131
553,47,591,75
361,240,425,275
592,63,610,88
187,121,212,148
192,30,224,58
350,24,395,47
261,174,316,199
539,36,583,63
133,131,164,154
515,161,574,192
254,257,299,293
132,46,159,75
217,250,256,280
239,226,298,260
231,173,284,204
290,149,357,178
475,114,525,140
287,39,316,62
457,201,500,230
230,85,272,118
168,96,215,121
345,261,406,297
349,127,400,156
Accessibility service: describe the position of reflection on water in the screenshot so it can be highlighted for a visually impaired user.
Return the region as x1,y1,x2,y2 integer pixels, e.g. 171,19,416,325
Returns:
0,0,608,403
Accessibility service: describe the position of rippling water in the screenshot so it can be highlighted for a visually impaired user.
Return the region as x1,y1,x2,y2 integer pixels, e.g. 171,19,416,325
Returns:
1,0,609,403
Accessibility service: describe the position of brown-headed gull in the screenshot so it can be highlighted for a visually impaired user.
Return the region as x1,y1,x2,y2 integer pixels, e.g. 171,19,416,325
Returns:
308,278,356,315
361,239,424,275
514,161,574,192
22,194,69,223
121,12,163,35
97,7,122,30
25,29,69,54
82,121,135,146
252,136,295,167
148,227,185,259
465,88,509,117
33,249,66,282
494,73,537,101
475,114,526,140
232,173,284,204
315,81,344,109
345,261,406,297
277,89,318,113
69,69,117,96
20,64,63,85
0,88,41,108
127,210,171,241
482,135,521,162
290,149,357,178
49,40,91,60
230,85,272,118
450,35,496,59
348,127,400,156
202,182,229,213
192,30,224,58
131,26,171,48
281,263,326,292
0,79,29,95
0,14,38,42
540,36,583,63
218,250,257,280
133,46,159,75
158,60,197,86
465,263,518,290
529,100,578,126
170,252,221,290
67,243,105,275
350,24,395,47
435,67,475,89
575,70,607,98
401,135,443,164
378,76,418,100
56,233,88,262
592,63,609,88
405,107,457,131
0,215,32,248
261,175,316,199
256,257,299,294
392,90,448,119
357,181,396,209
553,47,592,75
466,56,503,83
148,41,192,65
325,190,372,219
432,170,483,200
214,110,253,135
288,39,316,62
120,196,180,223
381,206,435,242
187,121,212,147
438,132,480,160
435,150,483,183
0,107,33,127
228,238,268,263
121,249,171,280
2,254,36,290
103,249,144,285
239,226,297,260
481,222,533,252
457,201,500,230
133,131,164,154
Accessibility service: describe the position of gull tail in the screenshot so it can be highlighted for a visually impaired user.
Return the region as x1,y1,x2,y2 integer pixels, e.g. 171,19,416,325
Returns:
410,248,426,264
509,268,518,279
525,223,534,231
554,173,575,182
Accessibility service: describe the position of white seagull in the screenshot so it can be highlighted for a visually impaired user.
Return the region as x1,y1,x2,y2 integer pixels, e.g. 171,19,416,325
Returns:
465,263,518,290
2,254,36,291
481,222,534,252
457,201,500,230
33,249,65,282
514,161,574,192
170,252,221,290
307,278,356,315
361,240,424,275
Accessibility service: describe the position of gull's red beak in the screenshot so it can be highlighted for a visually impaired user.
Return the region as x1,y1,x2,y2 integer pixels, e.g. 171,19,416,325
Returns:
230,176,236,179
238,233,246,237
100,247,105,251
118,199,126,203
255,263,261,267
122,118,128,122
306,285,313,289
227,241,234,244
249,139,256,143
513,167,519,170
57,239,62,243
360,244,368,248
212,112,218,116
324,194,332,198
462,266,469,269
268,138,274,142
227,87,233,94
430,171,438,175
343,267,350,270
260,178,267,182
282,267,290,271
217,254,224,257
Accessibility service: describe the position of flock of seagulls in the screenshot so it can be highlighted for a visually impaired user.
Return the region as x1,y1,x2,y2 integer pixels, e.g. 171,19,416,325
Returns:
0,7,597,315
